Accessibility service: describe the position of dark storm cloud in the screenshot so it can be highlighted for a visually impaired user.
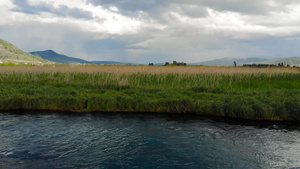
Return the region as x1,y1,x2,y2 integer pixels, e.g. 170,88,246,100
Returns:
2,0,300,63
11,0,51,14
165,0,272,15
88,0,300,18
87,0,208,20
163,0,300,15
56,5,93,19
11,0,93,19
88,0,161,14
177,5,208,18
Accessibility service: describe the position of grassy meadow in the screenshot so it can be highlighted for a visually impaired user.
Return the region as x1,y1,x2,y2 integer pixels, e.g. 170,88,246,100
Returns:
0,65,299,121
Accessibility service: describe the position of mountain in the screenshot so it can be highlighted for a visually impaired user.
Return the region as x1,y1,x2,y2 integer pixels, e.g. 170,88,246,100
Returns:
0,39,51,64
30,50,89,64
254,57,300,66
191,57,270,66
191,57,300,66
89,61,135,65
30,50,136,65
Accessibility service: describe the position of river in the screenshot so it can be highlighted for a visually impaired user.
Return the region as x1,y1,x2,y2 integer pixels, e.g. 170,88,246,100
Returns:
0,112,299,168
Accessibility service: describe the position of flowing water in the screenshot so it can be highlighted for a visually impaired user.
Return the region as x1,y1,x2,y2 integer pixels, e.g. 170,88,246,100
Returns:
0,112,299,169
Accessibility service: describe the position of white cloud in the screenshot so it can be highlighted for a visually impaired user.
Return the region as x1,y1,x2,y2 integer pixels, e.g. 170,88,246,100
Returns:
1,0,300,63
27,0,88,9
5,0,142,35
0,0,16,25
7,0,300,38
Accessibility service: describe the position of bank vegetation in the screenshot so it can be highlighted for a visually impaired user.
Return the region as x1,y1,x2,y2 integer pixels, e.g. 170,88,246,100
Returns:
0,65,299,121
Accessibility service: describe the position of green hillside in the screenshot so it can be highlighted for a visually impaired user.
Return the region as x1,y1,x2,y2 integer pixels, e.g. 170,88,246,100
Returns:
0,39,51,65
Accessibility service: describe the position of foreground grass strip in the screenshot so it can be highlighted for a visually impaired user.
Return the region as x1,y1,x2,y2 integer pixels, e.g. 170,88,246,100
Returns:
0,66,299,121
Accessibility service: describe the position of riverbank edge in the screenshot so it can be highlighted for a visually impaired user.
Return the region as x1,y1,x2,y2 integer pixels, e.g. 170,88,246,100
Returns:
0,71,299,122
0,94,299,122
2,109,300,129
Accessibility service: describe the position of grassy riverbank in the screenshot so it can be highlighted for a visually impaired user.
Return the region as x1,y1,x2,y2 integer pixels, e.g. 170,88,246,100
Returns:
0,65,299,121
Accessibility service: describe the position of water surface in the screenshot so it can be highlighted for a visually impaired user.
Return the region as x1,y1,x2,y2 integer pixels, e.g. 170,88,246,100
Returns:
0,112,299,168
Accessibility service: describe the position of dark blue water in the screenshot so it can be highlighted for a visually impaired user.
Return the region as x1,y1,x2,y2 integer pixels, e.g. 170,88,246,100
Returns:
0,112,299,169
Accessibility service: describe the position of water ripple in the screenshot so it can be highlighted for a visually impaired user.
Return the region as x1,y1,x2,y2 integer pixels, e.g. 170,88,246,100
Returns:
0,112,299,168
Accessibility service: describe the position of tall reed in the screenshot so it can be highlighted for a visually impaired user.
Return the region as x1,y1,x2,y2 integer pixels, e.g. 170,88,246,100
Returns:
0,65,299,121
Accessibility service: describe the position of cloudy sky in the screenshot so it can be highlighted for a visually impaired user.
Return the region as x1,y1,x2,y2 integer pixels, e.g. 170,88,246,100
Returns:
1,0,300,63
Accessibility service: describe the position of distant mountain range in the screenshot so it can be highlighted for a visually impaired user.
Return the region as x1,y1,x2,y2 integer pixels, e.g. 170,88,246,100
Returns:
254,57,300,66
190,57,269,66
30,50,135,65
30,50,89,64
0,39,134,65
191,57,300,66
1,38,300,66
89,61,135,65
0,39,51,64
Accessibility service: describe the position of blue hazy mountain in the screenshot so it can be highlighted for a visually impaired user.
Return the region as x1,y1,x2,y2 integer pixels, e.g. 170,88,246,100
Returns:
89,61,135,65
30,50,135,65
191,57,300,66
191,57,270,66
254,57,300,66
30,50,89,64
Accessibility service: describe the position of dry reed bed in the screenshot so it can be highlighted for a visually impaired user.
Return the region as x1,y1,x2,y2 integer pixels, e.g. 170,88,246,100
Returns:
0,65,299,74
0,65,299,121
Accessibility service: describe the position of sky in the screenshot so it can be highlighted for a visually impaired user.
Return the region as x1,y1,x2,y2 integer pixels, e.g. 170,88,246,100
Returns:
1,0,300,64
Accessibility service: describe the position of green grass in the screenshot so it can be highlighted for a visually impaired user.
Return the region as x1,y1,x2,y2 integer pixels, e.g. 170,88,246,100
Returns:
0,71,299,121
0,39,51,64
